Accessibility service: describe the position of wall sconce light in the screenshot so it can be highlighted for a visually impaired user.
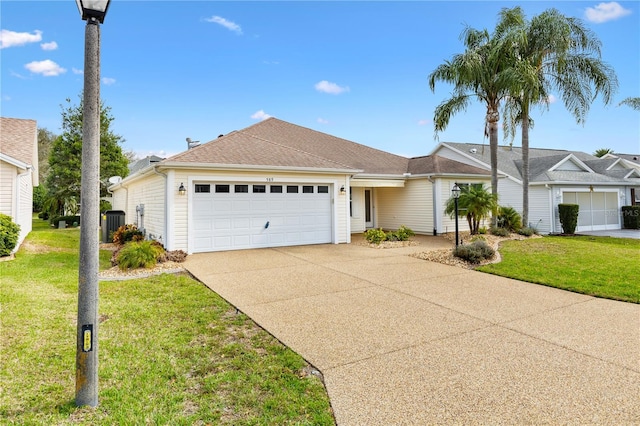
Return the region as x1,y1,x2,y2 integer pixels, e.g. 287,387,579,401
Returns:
339,185,346,194
178,183,186,196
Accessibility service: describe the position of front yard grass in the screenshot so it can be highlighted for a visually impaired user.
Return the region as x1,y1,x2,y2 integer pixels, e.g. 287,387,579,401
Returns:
0,219,334,425
477,235,640,303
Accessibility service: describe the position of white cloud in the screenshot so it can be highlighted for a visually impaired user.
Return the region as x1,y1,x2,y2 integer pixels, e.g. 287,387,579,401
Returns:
24,59,66,76
0,29,42,49
102,77,116,85
315,80,350,95
205,16,242,34
251,110,272,121
585,2,631,23
41,41,58,51
317,117,329,124
2,95,11,101
72,67,83,75
417,119,431,126
547,94,558,104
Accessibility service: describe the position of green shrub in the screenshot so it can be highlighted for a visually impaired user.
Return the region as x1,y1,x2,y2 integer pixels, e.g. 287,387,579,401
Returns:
0,213,21,257
116,241,165,270
364,228,387,244
489,226,510,237
478,226,487,234
37,211,49,220
365,226,415,244
50,215,81,228
99,199,113,212
112,224,144,245
518,227,535,237
453,240,495,264
497,206,522,231
621,206,640,229
558,204,579,234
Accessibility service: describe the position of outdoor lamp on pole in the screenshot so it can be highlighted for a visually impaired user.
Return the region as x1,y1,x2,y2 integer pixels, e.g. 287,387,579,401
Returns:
452,183,461,247
75,0,110,408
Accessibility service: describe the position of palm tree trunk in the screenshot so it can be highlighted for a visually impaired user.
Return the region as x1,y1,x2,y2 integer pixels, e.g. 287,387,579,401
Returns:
487,106,500,227
521,104,530,228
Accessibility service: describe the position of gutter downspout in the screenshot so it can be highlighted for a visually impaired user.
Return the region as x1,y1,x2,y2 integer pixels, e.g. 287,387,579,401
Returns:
153,166,169,248
426,175,438,235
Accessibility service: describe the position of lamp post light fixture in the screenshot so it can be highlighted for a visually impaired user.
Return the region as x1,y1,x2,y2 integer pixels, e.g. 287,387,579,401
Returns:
452,183,461,247
75,0,110,408
178,183,186,196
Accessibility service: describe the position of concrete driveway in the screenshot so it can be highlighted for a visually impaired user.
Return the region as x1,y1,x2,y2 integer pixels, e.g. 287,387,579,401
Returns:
184,239,640,425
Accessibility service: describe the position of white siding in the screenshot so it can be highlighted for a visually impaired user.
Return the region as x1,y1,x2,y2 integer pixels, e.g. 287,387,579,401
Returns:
497,178,523,211
0,162,16,216
434,145,490,169
528,186,553,233
376,179,434,234
111,172,166,244
0,161,33,250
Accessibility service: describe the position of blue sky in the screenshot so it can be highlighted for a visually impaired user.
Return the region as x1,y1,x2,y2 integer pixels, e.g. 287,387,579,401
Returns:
2,1,639,160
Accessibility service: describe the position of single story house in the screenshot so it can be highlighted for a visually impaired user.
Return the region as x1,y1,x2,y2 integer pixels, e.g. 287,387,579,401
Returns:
431,142,640,233
0,117,39,251
110,118,639,253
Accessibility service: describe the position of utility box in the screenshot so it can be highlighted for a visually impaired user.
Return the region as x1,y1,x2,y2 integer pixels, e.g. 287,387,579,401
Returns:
101,210,125,243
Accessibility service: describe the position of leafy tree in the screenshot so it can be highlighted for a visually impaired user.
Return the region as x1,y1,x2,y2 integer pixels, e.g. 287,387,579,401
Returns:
429,13,521,224
37,128,57,182
44,96,129,217
501,7,617,227
618,97,640,111
445,184,497,235
593,148,614,158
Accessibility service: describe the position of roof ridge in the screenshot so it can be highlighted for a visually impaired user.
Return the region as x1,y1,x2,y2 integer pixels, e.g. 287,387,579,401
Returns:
239,127,356,170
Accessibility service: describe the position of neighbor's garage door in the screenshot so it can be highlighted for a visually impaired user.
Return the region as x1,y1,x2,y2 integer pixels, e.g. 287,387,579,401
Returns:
192,183,332,252
562,191,619,231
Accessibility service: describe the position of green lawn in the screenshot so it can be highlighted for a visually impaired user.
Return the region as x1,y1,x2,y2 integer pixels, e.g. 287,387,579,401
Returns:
477,235,640,303
0,219,334,425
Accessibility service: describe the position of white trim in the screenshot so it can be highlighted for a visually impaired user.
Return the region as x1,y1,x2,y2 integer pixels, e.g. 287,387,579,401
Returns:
0,153,29,170
166,169,175,250
548,154,595,173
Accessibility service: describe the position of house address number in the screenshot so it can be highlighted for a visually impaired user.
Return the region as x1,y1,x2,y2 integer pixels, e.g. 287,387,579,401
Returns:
266,177,274,182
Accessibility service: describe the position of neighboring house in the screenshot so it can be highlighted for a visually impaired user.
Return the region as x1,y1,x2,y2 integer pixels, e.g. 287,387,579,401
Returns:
432,142,640,234
109,118,489,253
0,117,39,251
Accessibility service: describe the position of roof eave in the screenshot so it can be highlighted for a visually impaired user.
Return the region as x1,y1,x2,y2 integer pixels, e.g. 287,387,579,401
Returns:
158,161,361,175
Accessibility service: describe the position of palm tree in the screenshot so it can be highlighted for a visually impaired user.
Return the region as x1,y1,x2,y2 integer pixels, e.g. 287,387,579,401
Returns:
445,184,497,235
429,11,523,225
593,148,614,158
619,97,640,111
501,7,618,227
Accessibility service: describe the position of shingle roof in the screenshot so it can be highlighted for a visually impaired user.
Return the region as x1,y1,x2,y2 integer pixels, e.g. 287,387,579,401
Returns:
167,118,408,174
442,142,637,184
0,117,37,165
129,155,165,174
408,155,491,176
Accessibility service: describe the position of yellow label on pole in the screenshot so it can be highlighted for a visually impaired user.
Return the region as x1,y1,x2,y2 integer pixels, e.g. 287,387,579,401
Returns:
83,329,92,351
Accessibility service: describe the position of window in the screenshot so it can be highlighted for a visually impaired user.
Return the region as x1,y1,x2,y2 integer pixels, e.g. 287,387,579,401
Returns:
235,185,249,193
270,185,283,193
318,186,329,193
215,184,230,193
287,185,299,193
302,185,314,193
194,184,210,193
253,185,266,193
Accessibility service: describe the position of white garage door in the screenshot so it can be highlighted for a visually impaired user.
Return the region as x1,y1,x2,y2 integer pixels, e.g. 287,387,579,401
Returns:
192,183,332,252
562,191,620,231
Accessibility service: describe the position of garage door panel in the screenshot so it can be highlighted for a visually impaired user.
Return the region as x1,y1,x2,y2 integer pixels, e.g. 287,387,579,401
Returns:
562,191,620,232
192,182,333,252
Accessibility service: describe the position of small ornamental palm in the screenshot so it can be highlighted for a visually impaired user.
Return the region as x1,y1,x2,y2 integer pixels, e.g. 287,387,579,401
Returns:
445,184,497,235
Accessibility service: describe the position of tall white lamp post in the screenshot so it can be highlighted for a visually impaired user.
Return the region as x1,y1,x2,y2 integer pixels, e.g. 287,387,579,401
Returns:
75,0,111,408
452,183,461,247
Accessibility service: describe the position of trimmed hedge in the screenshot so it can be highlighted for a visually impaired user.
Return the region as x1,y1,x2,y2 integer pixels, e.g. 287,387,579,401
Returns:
558,204,579,234
622,206,640,229
453,240,495,264
0,213,20,256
